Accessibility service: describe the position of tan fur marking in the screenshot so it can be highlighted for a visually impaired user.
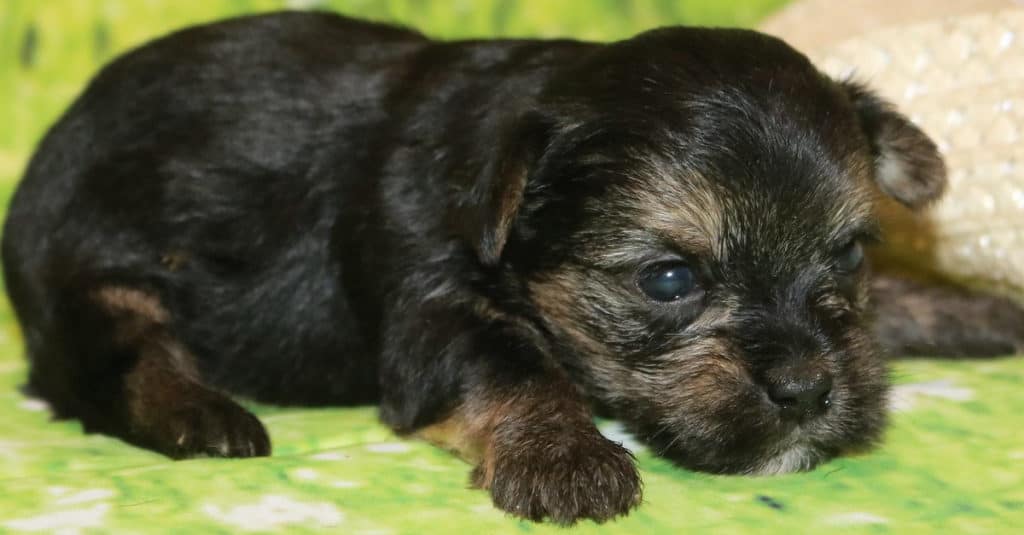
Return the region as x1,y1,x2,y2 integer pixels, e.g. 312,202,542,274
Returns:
529,274,608,357
663,339,744,395
529,271,657,406
628,163,724,257
493,166,527,250
92,286,198,379
93,287,170,324
528,268,614,352
413,399,511,489
415,406,491,464
415,377,591,491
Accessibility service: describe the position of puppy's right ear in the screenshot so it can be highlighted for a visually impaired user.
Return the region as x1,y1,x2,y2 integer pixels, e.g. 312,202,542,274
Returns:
454,113,552,266
842,81,947,209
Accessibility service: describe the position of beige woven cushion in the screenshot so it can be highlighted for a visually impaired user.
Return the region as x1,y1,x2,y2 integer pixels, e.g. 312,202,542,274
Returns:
764,6,1024,301
760,0,1019,51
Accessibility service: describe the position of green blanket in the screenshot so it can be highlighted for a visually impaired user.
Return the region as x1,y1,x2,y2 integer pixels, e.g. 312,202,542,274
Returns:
2,329,1022,533
1,2,1021,533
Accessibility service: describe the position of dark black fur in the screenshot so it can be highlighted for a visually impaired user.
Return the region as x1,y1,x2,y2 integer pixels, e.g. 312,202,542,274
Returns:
4,11,1022,524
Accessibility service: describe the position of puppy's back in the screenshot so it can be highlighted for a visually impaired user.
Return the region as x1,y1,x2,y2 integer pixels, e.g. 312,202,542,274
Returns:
0,12,432,400
2,11,426,293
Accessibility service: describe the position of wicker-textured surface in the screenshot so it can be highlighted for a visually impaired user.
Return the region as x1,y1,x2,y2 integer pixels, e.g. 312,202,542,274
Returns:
788,9,1024,299
760,0,1019,51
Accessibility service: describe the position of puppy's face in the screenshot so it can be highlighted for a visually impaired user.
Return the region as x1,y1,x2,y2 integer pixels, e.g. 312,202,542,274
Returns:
526,131,887,474
486,29,945,474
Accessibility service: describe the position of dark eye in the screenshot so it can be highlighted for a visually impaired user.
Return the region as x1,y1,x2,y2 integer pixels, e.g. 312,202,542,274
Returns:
835,241,865,272
638,262,696,302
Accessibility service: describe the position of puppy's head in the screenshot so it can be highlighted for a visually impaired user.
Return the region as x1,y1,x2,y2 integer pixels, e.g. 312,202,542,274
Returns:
465,28,945,474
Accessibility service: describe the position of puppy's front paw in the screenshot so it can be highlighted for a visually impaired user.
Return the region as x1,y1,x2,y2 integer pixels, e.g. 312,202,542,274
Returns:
475,427,641,525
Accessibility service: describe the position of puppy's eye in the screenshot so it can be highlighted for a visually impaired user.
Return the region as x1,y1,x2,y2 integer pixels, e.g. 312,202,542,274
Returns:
835,241,865,272
638,262,696,302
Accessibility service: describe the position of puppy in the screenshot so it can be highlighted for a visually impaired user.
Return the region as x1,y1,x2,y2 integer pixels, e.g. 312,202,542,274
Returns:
4,11,1023,525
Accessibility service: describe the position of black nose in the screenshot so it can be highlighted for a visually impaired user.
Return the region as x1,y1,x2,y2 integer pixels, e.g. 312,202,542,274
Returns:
767,373,833,420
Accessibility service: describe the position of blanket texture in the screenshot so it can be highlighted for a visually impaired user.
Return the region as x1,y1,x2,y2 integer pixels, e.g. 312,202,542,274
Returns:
2,331,1022,533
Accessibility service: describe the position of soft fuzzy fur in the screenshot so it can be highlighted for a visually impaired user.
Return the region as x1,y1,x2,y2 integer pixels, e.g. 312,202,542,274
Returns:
4,12,1023,524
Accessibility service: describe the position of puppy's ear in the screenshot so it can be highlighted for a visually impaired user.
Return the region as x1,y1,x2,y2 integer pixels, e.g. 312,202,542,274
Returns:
842,81,947,209
456,113,551,266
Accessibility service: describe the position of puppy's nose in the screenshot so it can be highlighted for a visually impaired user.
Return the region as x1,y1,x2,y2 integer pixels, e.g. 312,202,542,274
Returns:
766,372,832,420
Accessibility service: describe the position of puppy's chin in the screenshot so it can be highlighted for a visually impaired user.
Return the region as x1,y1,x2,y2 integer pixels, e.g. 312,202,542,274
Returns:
752,445,826,475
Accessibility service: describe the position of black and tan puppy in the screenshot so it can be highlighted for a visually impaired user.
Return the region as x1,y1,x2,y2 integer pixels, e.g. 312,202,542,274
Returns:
4,11,1023,524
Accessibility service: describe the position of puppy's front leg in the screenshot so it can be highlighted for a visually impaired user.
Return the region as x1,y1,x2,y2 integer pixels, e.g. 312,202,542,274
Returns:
378,301,641,525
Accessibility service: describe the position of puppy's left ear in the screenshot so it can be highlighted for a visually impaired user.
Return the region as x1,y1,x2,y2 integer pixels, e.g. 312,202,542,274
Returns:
842,81,947,209
455,113,552,266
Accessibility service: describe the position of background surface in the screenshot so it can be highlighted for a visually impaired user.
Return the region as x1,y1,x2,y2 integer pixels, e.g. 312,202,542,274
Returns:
1,1,1022,533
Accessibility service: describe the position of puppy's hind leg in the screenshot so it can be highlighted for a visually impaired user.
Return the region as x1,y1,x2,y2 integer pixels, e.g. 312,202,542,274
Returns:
871,273,1024,358
37,284,270,458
